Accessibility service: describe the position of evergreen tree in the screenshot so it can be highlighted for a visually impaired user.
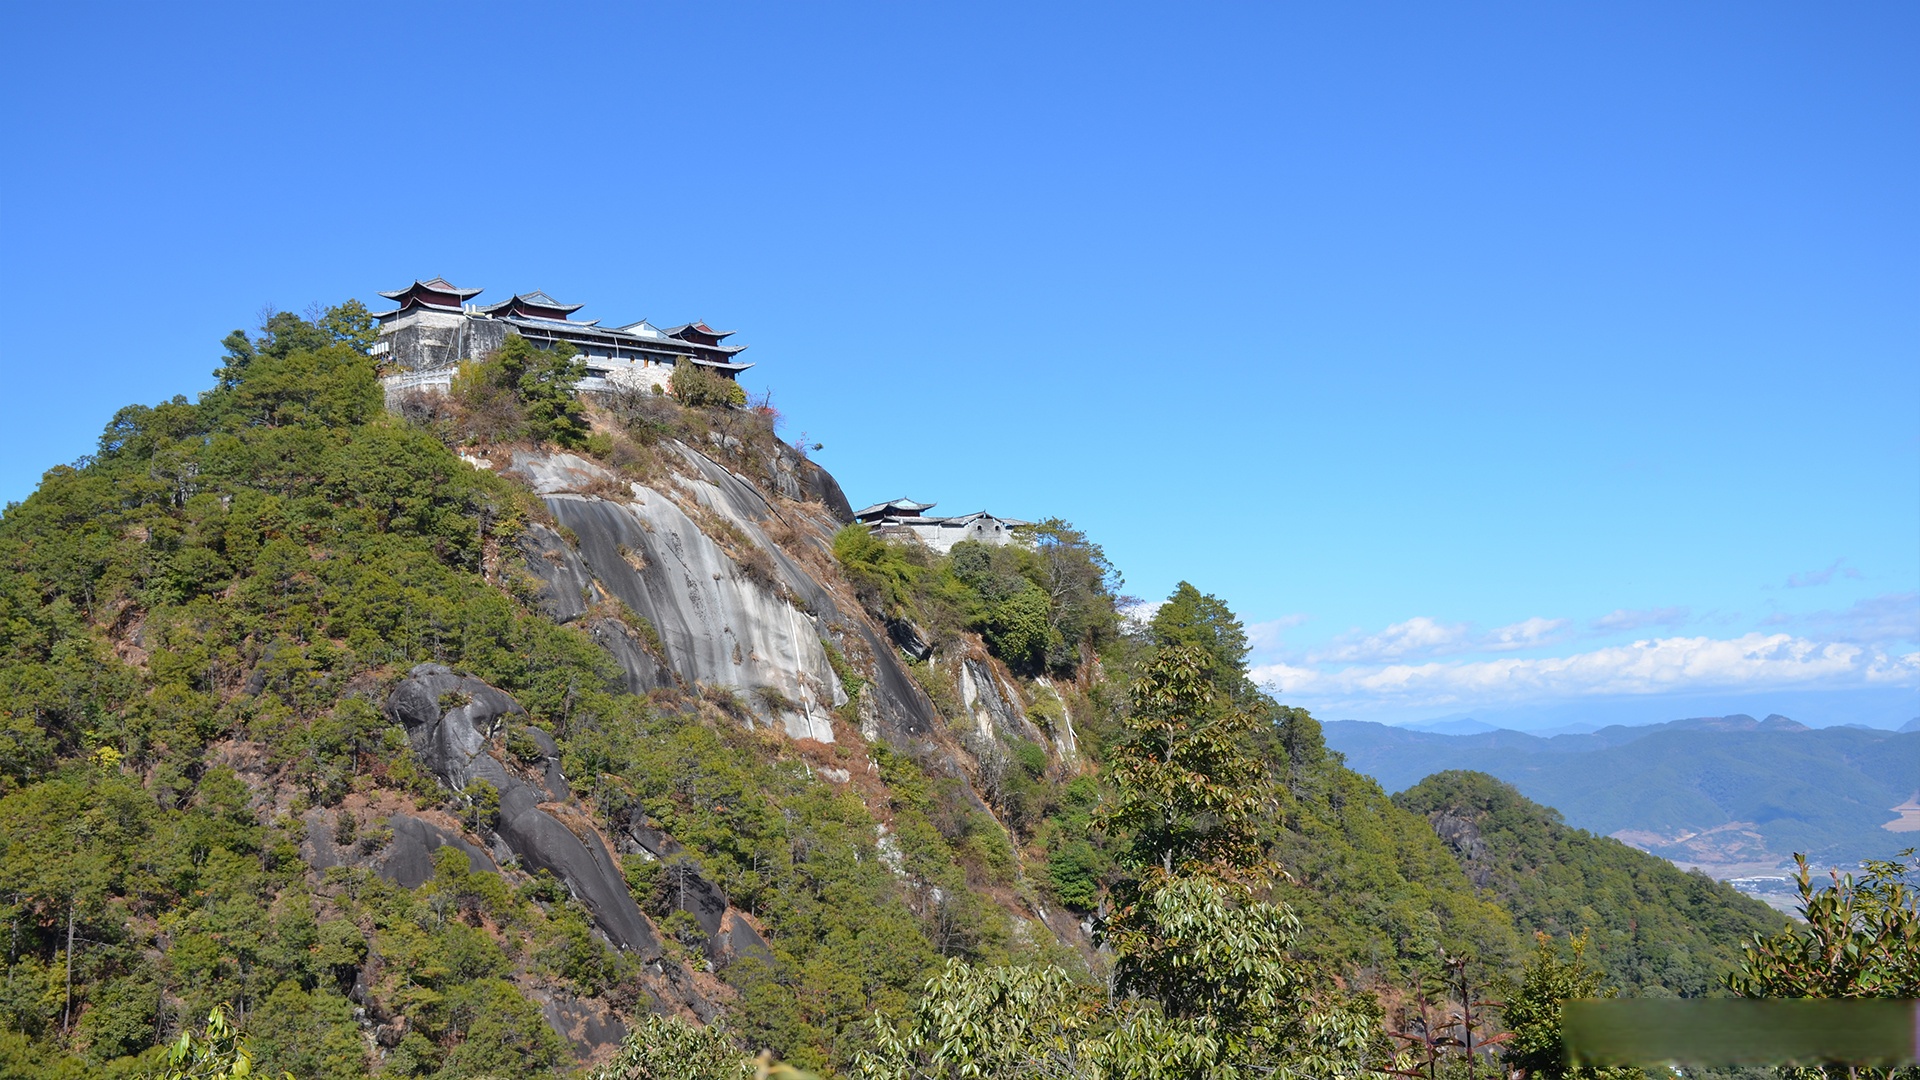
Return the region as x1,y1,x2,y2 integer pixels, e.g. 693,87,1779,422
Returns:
1147,583,1252,701
1498,933,1639,1080
1100,645,1272,883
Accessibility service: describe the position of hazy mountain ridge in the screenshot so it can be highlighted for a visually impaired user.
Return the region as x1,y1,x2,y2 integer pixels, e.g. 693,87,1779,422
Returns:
1327,715,1920,874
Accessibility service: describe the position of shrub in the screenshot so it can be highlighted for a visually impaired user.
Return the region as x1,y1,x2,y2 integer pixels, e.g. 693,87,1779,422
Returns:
450,336,590,448
504,726,545,765
670,362,747,408
465,779,501,831
1046,839,1101,911
833,526,923,617
980,584,1058,674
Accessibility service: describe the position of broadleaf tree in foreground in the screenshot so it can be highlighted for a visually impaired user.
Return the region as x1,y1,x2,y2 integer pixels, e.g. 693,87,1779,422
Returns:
859,645,1396,1079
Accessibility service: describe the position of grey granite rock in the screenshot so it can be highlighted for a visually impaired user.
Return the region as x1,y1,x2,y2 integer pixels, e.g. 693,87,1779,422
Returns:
383,665,661,958
516,523,596,624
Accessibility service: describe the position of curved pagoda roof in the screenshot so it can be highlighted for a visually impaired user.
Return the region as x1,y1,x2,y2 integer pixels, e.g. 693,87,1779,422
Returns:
662,321,736,346
375,277,484,318
855,498,937,520
480,291,586,321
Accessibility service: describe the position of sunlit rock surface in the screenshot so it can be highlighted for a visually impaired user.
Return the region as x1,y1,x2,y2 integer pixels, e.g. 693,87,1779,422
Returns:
504,448,952,744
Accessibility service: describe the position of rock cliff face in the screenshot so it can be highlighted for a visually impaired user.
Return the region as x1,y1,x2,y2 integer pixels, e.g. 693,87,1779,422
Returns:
312,435,1074,1060
506,446,943,747
384,664,661,958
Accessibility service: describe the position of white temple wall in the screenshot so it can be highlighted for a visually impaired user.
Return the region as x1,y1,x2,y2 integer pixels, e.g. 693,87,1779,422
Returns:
583,355,677,395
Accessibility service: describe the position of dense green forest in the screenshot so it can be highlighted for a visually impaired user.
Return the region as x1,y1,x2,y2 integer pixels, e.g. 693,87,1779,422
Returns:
0,303,1893,1079
1394,771,1783,995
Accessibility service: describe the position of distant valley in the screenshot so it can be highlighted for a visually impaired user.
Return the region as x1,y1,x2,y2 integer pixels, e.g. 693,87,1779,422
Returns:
1324,714,1920,880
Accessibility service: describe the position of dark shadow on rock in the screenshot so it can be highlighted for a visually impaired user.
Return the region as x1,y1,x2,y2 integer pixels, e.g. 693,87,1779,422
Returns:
623,815,774,968
887,618,933,662
384,664,661,959
798,459,854,523
855,623,939,741
527,983,629,1060
517,524,596,624
589,616,677,694
302,808,495,889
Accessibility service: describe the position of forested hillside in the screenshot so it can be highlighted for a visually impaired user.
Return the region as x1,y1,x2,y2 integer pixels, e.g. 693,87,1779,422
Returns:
0,304,1795,1078
1394,771,1785,995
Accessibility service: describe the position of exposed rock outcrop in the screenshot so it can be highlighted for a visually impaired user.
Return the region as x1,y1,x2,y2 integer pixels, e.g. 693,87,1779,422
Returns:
384,664,661,958
301,809,495,889
516,522,597,625
621,817,775,969
506,447,945,745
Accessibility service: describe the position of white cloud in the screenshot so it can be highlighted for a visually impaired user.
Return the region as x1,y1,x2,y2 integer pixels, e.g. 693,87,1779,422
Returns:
1307,615,1569,664
1246,614,1310,655
1254,632,1920,711
1590,606,1691,633
1787,559,1862,589
1309,617,1471,663
1120,599,1163,635
1483,616,1571,651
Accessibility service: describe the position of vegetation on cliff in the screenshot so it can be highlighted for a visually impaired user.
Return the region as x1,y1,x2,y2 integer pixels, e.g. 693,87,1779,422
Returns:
0,303,1837,1079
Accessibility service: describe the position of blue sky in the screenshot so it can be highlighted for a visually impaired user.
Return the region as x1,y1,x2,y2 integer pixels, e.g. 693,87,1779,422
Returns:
2,3,1914,728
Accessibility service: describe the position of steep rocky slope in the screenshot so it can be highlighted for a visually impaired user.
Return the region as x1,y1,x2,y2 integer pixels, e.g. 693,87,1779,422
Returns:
0,317,1094,1077
0,308,1793,1079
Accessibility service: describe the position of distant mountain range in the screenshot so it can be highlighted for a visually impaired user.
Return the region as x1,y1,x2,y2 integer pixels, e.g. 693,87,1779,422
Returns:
1325,714,1920,875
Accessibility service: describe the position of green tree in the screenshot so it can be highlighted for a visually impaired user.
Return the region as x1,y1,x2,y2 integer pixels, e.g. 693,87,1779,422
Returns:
1100,645,1272,882
981,584,1056,673
1498,933,1638,1080
154,1004,293,1080
1029,520,1122,674
670,361,748,408
1147,583,1251,702
857,959,1104,1079
316,299,377,353
1092,646,1393,1078
1728,849,1920,1000
590,1014,760,1080
833,525,924,618
484,335,592,448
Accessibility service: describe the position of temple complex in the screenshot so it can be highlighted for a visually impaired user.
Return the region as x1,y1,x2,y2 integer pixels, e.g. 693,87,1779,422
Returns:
372,278,753,402
854,498,1031,553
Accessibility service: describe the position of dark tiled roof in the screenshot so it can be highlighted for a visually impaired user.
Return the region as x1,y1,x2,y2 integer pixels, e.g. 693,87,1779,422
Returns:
379,277,483,301
855,498,937,518
662,322,738,341
498,318,750,362
480,291,586,317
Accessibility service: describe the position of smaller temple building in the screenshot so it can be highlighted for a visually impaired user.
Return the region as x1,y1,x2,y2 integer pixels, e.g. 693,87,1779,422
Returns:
372,278,752,402
855,498,1031,553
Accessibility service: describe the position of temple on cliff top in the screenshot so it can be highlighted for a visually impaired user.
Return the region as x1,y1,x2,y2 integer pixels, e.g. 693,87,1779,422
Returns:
372,277,752,402
855,498,1031,553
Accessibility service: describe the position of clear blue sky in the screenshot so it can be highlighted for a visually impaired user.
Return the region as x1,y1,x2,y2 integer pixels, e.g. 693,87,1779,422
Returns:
3,3,1914,728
